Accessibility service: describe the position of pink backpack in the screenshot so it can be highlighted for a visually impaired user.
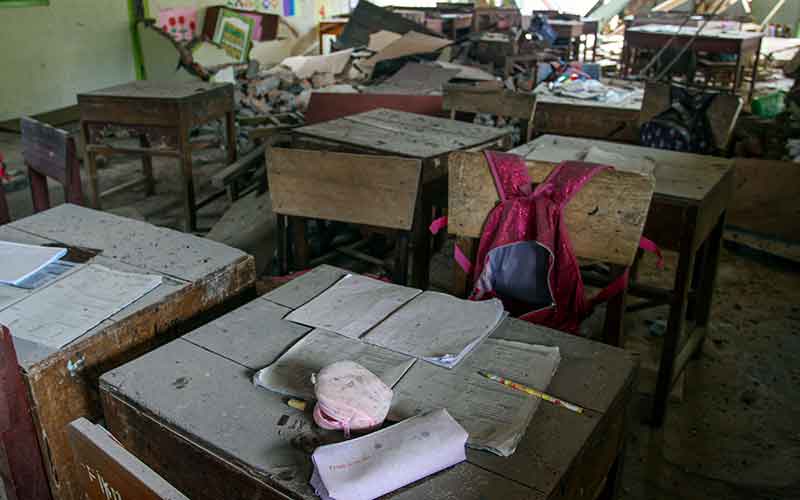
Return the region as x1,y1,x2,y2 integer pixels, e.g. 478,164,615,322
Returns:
456,151,658,335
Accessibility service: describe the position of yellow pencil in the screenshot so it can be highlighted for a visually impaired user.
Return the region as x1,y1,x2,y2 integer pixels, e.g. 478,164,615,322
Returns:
477,370,585,414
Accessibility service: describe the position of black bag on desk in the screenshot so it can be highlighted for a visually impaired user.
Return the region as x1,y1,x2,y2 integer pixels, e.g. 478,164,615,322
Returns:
640,86,715,154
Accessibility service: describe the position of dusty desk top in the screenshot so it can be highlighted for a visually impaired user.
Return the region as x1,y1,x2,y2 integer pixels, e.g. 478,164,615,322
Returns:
78,81,233,101
627,24,764,41
535,81,644,111
101,265,638,500
0,203,252,370
510,135,734,204
293,108,511,159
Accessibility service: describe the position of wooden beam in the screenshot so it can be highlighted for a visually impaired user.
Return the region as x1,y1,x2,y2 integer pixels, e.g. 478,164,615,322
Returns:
652,0,690,13
760,0,787,31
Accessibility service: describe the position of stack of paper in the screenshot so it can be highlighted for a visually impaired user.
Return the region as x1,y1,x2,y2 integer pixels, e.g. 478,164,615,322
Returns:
0,265,162,349
310,409,467,500
284,275,506,369
0,241,66,286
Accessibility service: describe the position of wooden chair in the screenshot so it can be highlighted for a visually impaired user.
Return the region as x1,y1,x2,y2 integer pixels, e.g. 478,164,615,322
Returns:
68,418,189,500
447,151,655,346
639,82,743,152
268,147,422,285
0,326,52,500
21,116,84,213
443,85,538,143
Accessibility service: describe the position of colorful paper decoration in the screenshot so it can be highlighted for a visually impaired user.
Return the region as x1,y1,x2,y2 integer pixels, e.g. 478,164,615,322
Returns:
157,7,198,43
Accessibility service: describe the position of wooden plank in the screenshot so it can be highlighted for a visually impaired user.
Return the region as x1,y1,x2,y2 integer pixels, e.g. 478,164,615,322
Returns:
9,204,250,282
707,93,742,151
511,135,733,204
21,117,70,185
68,418,189,500
183,298,311,370
262,264,348,309
534,102,641,144
447,151,655,266
443,87,536,120
268,148,422,231
728,158,800,242
210,144,267,189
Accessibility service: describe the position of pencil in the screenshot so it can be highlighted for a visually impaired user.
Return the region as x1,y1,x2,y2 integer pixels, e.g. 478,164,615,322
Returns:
477,370,585,414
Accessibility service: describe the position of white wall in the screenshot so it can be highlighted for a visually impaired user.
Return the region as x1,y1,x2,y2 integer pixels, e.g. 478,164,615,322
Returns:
0,0,135,121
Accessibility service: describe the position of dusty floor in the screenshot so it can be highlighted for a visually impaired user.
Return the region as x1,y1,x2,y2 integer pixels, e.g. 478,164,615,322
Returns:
1,128,799,500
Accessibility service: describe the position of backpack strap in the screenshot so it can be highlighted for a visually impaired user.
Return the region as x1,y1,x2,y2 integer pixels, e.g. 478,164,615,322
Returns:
484,151,532,201
587,237,664,308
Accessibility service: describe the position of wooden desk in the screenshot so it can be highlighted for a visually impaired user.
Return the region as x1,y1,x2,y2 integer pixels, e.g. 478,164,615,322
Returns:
78,81,237,232
0,204,255,500
511,136,735,427
533,84,644,143
100,265,638,500
287,109,512,288
621,24,764,102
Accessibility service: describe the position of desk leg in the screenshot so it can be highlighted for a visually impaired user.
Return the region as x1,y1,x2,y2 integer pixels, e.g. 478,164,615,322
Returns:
82,122,101,209
453,236,477,298
225,111,238,164
291,217,310,270
394,231,410,285
692,212,725,358
276,214,287,275
140,135,156,196
411,195,432,290
620,41,630,78
178,127,197,233
602,265,629,348
748,39,762,104
652,207,697,427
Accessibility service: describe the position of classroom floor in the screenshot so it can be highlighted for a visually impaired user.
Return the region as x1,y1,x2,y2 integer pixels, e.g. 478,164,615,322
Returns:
1,129,799,500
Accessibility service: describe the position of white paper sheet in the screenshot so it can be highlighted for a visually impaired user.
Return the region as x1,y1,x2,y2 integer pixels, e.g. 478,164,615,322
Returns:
0,240,66,286
388,338,561,456
363,292,506,369
284,274,421,339
254,328,417,400
0,264,162,349
310,409,467,500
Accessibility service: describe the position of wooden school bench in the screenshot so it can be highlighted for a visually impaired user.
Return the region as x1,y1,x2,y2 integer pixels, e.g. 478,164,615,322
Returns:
99,265,639,500
273,108,511,289
511,135,735,427
0,204,255,500
78,81,238,232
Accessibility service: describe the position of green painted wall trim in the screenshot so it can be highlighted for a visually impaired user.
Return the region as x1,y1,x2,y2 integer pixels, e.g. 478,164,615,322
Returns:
128,0,149,80
0,0,49,7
